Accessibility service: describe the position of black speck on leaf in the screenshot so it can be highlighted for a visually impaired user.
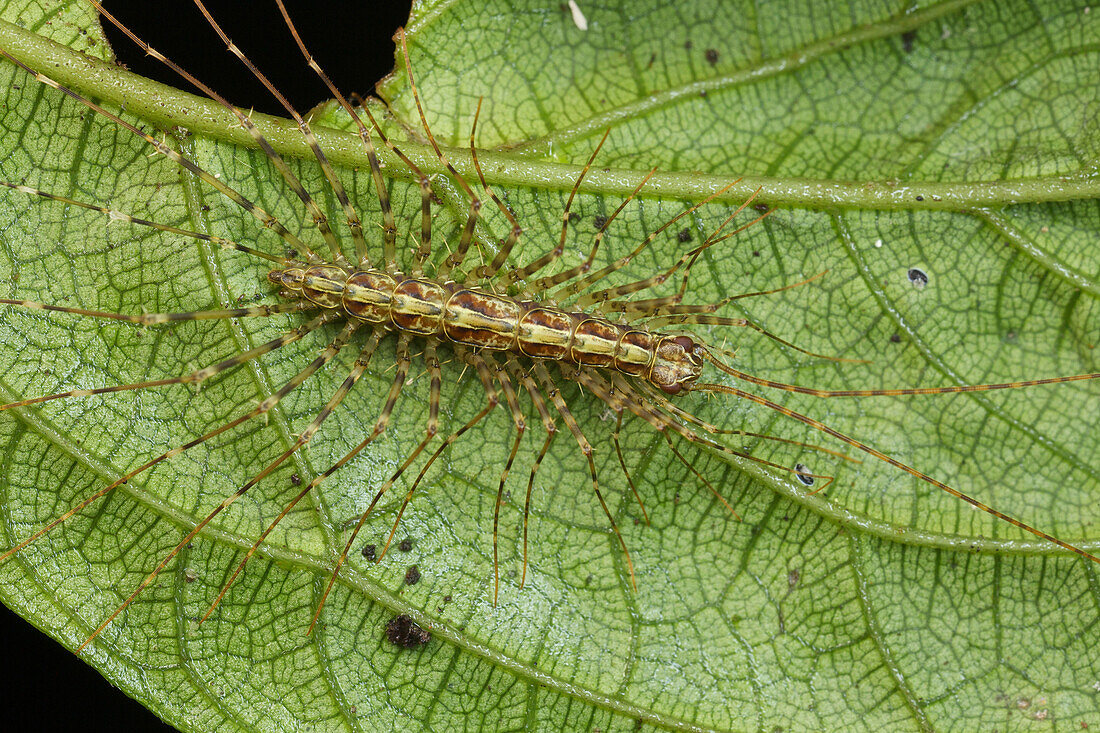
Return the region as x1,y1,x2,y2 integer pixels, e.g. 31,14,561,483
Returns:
385,614,431,648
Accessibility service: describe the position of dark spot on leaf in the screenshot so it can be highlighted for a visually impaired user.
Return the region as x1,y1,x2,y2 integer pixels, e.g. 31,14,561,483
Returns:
385,614,430,648
677,228,692,242
398,538,414,552
593,214,608,230
568,211,581,225
901,30,917,53
915,194,924,201
405,565,421,585
705,48,719,65
290,473,302,486
752,250,760,257
889,332,901,343
907,267,929,289
361,544,376,561
684,40,693,50
754,203,769,212
788,569,800,589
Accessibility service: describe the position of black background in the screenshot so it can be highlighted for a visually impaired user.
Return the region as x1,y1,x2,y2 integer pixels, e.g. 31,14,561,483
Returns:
1,1,411,730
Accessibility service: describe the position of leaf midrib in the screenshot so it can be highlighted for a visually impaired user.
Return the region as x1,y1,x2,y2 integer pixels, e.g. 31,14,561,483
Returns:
2,17,1099,215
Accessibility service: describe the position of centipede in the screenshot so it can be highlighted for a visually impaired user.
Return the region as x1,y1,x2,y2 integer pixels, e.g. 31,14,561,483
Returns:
2,1,1099,730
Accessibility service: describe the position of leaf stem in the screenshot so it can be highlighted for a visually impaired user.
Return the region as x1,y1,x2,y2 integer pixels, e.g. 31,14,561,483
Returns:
1,16,1098,212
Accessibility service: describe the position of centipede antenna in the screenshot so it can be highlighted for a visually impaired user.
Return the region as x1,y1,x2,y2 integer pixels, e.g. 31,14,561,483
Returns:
694,377,1100,566
700,347,1100,398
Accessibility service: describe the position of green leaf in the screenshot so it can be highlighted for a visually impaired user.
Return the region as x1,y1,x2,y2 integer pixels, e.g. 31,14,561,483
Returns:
2,0,1099,731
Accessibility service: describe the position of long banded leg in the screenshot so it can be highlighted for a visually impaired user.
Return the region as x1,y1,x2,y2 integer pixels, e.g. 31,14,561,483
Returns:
529,167,659,294
376,339,446,558
577,201,770,310
191,0,365,263
2,308,319,412
565,367,652,523
369,351,509,602
0,182,289,264
634,380,858,463
551,179,741,302
309,334,421,632
532,363,637,591
92,2,345,261
644,313,867,363
200,328,386,622
394,29,485,279
0,49,318,261
505,130,611,288
607,369,849,520
605,372,835,485
504,359,558,590
575,366,742,520
694,378,1100,565
0,299,306,329
662,432,741,521
70,318,361,651
466,100,524,283
0,314,333,564
276,0,421,268
473,352,527,603
311,345,501,629
619,271,826,319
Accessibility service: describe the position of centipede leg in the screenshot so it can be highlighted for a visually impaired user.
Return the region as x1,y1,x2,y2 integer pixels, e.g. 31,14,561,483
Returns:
193,0,365,263
74,319,361,652
276,0,446,270
550,180,741,303
199,329,385,622
464,353,526,603
504,360,557,590
465,100,524,284
606,372,835,488
619,271,826,320
0,181,290,264
568,368,652,524
309,333,417,631
377,339,445,557
533,363,637,592
2,310,321,412
92,1,341,261
504,130,611,288
0,44,318,262
0,315,334,564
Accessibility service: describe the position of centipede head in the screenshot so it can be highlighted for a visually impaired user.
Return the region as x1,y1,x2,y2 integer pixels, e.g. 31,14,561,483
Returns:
267,266,307,292
649,335,704,395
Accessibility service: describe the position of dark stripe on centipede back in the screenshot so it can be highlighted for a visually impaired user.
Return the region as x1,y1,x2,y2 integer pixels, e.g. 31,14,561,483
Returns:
443,289,521,349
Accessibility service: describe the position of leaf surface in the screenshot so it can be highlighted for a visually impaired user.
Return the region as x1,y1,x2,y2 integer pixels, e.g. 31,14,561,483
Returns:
1,1,1098,731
